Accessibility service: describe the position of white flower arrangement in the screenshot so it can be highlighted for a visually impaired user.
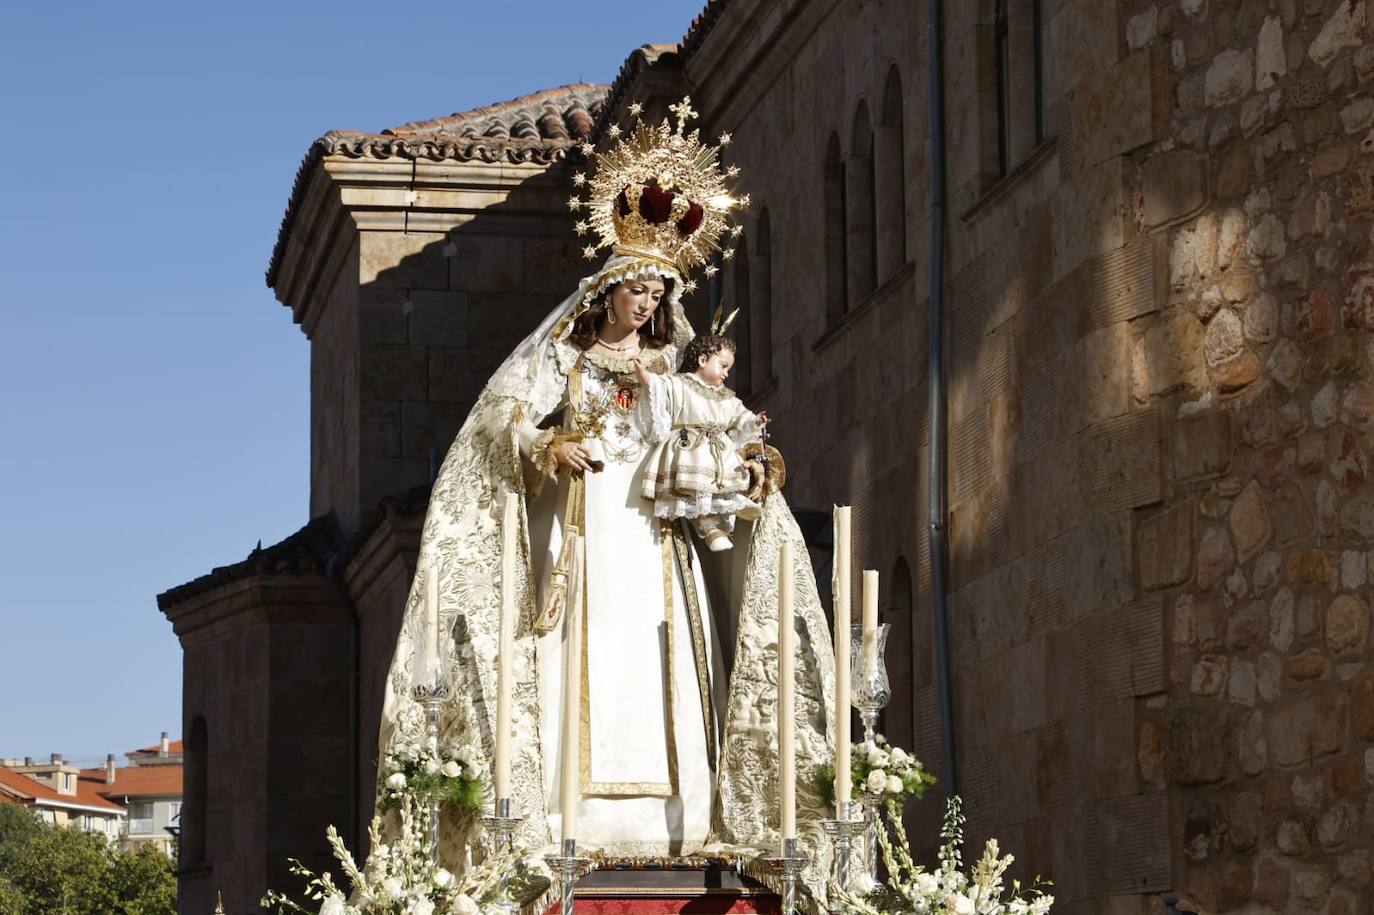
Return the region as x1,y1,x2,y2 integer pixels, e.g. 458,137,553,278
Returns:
382,739,484,812
831,797,1053,915
820,734,935,807
262,792,539,915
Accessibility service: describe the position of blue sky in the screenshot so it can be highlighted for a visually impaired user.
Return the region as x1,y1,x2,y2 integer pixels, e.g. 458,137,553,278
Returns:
0,0,701,765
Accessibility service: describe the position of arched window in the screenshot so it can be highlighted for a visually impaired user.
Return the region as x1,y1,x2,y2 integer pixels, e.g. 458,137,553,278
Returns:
883,557,915,749
847,102,877,306
183,715,208,866
750,209,773,389
824,133,847,323
876,67,907,282
732,234,752,400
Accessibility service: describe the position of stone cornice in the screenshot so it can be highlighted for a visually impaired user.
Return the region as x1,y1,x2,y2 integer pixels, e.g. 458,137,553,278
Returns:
683,0,842,139
159,574,338,649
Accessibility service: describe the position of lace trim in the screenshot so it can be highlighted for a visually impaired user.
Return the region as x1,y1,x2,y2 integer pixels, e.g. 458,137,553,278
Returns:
680,371,741,401
578,346,671,375
644,373,674,444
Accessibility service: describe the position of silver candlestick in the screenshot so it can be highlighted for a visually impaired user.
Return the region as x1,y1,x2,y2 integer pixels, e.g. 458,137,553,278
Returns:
544,838,593,915
820,800,865,911
410,681,450,860
482,798,525,915
851,623,890,879
764,837,809,915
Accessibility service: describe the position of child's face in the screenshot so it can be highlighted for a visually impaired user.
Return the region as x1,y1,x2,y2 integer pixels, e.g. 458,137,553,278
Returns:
696,348,735,386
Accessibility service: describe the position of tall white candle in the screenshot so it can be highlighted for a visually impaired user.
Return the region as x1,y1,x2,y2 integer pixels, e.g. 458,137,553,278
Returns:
560,536,584,844
778,540,796,844
424,561,440,678
833,506,852,806
495,493,518,800
862,570,879,676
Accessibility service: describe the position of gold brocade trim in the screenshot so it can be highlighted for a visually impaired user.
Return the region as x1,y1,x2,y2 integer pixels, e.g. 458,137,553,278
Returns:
669,521,717,767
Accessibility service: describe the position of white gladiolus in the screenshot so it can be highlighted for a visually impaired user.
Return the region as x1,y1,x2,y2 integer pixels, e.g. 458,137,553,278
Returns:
386,773,407,790
886,775,903,794
453,893,481,915
441,760,462,778
865,770,888,793
433,868,453,888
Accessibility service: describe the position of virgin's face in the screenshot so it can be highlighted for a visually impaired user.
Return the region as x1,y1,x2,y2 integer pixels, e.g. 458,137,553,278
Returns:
607,278,666,331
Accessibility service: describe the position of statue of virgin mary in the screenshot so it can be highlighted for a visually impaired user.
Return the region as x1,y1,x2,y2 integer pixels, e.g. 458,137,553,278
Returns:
377,100,835,865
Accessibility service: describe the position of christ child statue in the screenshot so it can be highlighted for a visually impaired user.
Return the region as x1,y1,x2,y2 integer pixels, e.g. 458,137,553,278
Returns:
632,331,768,551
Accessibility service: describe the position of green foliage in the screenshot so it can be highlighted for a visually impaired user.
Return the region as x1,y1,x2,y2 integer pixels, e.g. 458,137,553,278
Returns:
0,805,176,915
396,767,486,810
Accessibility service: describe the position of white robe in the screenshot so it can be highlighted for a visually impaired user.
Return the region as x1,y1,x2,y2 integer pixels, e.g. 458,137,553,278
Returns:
524,348,728,854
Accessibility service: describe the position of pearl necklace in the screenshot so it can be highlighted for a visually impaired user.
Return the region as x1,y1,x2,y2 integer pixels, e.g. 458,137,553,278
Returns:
596,336,639,354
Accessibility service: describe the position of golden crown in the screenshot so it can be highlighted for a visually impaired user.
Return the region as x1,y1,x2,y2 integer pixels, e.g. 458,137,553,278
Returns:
569,97,748,293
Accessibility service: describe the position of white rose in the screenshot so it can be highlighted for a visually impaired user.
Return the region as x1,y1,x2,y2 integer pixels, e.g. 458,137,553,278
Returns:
319,894,347,915
865,770,888,793
852,873,877,895
452,893,481,915
914,873,938,895
424,758,441,774
382,876,405,900
889,747,909,766
886,775,903,794
412,899,435,915
441,760,461,778
433,868,453,889
386,773,407,790
866,747,888,767
951,893,975,915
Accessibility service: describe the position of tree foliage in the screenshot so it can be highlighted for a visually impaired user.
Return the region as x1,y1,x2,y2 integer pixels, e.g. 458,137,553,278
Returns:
0,804,176,915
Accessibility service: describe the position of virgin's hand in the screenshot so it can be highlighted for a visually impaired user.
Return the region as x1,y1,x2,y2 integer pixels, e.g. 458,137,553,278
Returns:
743,459,766,501
553,440,594,472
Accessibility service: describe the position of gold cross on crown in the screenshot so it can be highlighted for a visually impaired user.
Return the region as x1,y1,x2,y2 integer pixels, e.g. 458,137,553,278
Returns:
669,97,698,133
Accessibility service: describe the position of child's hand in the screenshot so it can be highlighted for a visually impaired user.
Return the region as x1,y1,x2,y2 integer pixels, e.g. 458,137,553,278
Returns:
755,411,770,428
630,356,651,385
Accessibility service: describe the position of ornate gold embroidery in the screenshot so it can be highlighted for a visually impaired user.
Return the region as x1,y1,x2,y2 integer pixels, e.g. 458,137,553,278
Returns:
668,521,717,766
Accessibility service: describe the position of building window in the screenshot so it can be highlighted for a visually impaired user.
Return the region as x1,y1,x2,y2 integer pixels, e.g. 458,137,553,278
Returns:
991,0,1048,180
846,101,877,306
876,66,907,283
824,133,847,323
751,209,773,390
732,234,752,400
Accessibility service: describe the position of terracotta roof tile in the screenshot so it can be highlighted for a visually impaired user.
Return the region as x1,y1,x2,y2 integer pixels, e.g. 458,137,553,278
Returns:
266,83,608,289
593,44,683,139
680,0,733,58
0,768,125,813
79,766,182,799
157,514,342,610
131,739,184,755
